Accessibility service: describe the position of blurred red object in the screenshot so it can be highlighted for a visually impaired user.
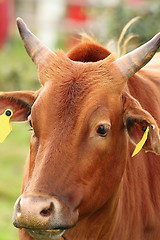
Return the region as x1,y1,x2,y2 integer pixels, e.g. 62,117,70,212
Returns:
128,0,144,5
66,4,88,23
0,0,14,48
65,2,89,50
0,0,8,48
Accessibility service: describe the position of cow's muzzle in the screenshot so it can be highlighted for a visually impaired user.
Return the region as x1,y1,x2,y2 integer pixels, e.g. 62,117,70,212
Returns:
13,194,79,240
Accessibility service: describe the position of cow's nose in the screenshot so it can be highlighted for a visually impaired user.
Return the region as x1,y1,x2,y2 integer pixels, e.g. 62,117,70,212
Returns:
13,194,79,230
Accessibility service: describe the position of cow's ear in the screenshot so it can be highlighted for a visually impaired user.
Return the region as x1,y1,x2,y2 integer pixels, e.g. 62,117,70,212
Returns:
123,92,160,155
0,91,36,121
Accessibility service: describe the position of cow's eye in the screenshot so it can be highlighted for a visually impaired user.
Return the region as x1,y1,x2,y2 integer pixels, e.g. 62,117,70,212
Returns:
96,124,109,137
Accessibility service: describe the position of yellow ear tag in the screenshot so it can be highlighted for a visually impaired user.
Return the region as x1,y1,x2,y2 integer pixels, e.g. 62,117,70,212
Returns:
0,109,13,143
132,126,150,157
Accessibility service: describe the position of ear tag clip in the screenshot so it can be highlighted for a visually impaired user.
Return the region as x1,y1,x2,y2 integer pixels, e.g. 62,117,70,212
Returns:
0,109,13,143
132,126,149,157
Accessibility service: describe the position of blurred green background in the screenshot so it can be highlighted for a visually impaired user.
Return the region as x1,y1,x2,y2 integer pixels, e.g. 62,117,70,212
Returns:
0,123,30,240
0,0,160,239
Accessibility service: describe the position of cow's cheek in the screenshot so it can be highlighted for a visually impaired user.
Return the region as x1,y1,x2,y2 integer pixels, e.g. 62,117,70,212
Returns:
75,152,108,215
21,136,39,193
77,137,126,216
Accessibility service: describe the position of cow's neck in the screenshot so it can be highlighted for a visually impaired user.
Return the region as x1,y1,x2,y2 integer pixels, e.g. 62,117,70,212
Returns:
111,151,160,240
62,152,157,240
62,187,121,240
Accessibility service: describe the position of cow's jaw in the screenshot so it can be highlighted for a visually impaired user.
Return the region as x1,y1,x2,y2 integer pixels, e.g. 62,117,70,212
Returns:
26,228,65,240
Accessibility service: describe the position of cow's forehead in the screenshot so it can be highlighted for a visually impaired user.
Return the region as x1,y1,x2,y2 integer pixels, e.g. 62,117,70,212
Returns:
32,89,119,144
31,53,123,133
31,86,114,145
37,57,117,107
38,51,123,89
34,75,111,121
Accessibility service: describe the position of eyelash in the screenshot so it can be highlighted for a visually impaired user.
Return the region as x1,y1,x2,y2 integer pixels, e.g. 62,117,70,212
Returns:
28,120,33,131
29,120,32,127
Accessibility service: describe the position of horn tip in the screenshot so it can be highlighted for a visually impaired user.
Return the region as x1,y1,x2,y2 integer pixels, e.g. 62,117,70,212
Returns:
16,17,23,22
16,17,29,39
16,17,24,28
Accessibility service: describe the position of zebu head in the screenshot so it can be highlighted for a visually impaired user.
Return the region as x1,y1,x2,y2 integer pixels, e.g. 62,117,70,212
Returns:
1,18,160,240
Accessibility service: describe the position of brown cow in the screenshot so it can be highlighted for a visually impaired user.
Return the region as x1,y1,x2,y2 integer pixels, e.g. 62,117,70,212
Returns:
1,18,160,240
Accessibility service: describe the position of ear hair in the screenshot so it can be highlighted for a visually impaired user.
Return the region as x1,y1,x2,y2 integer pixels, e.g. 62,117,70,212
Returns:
123,92,160,155
0,91,37,122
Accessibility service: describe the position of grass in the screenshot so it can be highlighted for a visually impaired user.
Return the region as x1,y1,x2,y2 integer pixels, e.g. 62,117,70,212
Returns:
0,122,31,240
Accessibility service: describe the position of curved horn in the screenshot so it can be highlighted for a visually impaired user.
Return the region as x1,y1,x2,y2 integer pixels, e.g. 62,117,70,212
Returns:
115,33,160,79
16,17,53,65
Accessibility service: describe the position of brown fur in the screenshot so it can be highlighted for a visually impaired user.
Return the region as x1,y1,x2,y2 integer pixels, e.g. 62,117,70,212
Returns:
1,37,160,240
67,41,111,62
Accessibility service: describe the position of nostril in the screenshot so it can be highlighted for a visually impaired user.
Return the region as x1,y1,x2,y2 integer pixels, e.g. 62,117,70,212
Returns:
15,197,21,216
40,209,51,217
40,202,54,217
